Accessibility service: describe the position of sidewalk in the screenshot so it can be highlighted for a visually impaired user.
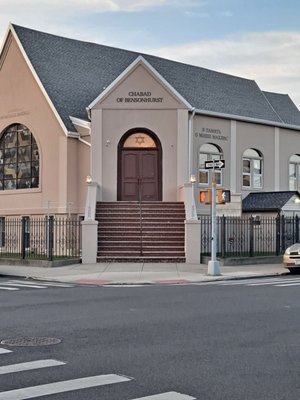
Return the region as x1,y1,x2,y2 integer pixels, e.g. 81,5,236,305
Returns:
0,261,289,285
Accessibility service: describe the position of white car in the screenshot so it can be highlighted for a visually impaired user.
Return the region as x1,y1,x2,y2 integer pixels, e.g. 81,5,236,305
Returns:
283,243,300,273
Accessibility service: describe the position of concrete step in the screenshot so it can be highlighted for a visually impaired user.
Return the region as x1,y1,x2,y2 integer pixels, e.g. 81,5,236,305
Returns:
96,201,185,262
96,256,186,263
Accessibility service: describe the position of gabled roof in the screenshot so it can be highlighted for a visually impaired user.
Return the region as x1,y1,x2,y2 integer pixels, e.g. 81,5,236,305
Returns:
5,24,300,132
242,191,300,212
263,91,300,127
88,55,192,110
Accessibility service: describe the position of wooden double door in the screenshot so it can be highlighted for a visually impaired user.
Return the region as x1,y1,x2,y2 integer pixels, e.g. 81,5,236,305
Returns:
119,149,161,201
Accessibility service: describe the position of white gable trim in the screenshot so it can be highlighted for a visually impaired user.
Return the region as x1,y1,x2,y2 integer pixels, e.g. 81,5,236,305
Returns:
70,116,91,133
7,24,69,137
88,55,192,110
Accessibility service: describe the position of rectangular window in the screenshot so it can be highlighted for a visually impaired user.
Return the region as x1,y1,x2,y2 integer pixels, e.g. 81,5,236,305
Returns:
199,153,208,184
214,170,222,185
253,159,262,189
243,159,251,187
199,170,209,184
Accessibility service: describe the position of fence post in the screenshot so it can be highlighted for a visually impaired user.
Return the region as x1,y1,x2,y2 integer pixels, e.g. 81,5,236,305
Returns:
296,215,299,244
21,217,26,259
281,215,285,253
275,214,281,255
221,215,226,258
249,216,254,257
47,216,54,261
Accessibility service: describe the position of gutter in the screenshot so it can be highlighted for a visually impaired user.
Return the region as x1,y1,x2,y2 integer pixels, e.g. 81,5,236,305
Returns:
78,137,91,147
188,107,196,178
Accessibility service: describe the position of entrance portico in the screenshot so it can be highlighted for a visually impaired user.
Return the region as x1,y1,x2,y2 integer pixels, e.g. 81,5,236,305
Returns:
88,56,190,203
118,129,162,201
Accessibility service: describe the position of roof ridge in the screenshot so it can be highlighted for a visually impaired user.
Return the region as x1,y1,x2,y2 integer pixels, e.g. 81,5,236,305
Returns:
261,90,284,123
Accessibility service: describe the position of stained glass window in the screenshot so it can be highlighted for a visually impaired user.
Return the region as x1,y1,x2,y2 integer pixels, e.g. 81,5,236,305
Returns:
0,124,39,190
123,133,156,148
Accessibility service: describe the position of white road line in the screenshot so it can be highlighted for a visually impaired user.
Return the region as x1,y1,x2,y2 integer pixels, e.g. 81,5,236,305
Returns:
0,359,65,375
219,278,300,285
8,280,74,288
0,286,19,291
247,279,300,286
275,282,300,287
0,348,12,354
0,283,47,289
0,374,131,399
132,392,196,400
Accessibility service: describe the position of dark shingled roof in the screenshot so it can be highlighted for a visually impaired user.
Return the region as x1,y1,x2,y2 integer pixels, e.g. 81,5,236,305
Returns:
263,91,300,127
10,24,300,132
242,191,300,212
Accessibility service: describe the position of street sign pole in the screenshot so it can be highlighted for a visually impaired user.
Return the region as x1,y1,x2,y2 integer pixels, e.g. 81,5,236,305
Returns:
208,164,221,276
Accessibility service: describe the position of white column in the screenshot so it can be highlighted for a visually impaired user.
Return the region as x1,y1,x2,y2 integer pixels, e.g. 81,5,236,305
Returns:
91,109,103,199
185,220,201,263
81,220,98,264
230,120,237,194
82,180,99,264
274,127,280,191
183,183,198,221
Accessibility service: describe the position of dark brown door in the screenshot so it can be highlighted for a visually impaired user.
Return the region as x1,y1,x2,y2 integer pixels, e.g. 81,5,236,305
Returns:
120,149,159,201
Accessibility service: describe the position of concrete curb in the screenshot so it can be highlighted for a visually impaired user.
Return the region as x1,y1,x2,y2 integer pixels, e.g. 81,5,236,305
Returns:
7,270,289,286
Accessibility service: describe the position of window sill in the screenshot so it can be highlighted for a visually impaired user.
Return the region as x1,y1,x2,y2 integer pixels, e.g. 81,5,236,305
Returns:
0,188,41,195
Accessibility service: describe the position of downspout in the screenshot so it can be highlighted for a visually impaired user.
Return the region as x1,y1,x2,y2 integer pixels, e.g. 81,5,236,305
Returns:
188,107,196,179
78,137,91,147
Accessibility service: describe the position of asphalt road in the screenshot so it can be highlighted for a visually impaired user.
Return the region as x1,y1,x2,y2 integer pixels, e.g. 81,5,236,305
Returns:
0,276,299,399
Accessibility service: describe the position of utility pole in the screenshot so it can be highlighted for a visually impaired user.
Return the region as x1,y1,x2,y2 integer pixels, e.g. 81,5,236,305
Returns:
207,164,221,276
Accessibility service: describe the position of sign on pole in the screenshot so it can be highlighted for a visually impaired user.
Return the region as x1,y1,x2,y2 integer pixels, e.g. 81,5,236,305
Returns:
204,159,225,170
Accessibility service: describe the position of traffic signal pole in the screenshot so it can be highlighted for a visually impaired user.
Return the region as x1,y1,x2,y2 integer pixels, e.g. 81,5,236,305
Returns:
208,166,221,276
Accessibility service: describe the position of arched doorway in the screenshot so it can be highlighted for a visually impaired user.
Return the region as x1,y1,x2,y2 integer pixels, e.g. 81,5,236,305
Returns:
118,129,162,201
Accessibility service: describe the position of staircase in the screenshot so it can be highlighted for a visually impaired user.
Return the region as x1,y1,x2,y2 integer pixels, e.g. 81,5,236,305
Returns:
96,202,186,262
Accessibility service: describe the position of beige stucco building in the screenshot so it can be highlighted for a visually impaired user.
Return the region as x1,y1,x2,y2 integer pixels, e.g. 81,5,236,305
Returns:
1,24,300,263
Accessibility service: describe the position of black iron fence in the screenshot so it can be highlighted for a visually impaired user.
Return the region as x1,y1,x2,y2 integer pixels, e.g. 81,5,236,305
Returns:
0,216,81,260
200,215,300,258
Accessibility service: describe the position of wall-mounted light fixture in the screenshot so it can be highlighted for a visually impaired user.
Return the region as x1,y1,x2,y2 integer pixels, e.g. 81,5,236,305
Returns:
86,175,92,184
190,174,196,184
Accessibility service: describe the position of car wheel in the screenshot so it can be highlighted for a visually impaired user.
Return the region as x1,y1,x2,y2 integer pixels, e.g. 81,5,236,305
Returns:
288,268,300,274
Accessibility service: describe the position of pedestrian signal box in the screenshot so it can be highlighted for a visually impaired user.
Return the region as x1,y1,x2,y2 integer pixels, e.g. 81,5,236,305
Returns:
200,189,231,204
217,189,231,204
199,189,212,204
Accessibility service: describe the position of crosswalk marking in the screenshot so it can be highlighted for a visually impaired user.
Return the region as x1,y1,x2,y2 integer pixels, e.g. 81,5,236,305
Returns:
199,276,300,288
8,280,74,288
218,277,300,285
0,348,12,354
0,351,196,400
246,278,300,286
0,359,65,375
132,392,196,399
275,282,300,287
0,283,47,289
0,286,19,291
0,374,131,400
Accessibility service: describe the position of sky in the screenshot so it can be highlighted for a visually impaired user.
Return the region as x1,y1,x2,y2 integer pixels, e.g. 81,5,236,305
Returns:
1,0,300,108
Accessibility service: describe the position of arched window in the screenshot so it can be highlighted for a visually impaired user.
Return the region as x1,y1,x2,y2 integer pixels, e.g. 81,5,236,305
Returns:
198,143,223,186
122,132,157,148
242,148,263,189
289,154,300,191
0,124,39,190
